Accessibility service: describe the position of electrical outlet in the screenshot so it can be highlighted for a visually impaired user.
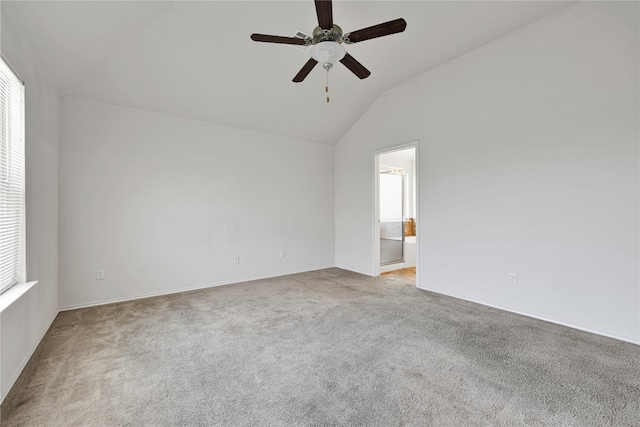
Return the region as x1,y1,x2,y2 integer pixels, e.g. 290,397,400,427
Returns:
280,250,286,258
96,269,105,280
234,255,239,264
509,273,517,284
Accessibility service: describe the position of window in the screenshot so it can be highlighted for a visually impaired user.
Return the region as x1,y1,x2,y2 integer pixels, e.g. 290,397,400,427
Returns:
0,57,26,294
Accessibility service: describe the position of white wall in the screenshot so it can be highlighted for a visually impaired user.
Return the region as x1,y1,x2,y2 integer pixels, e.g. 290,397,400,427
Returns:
335,1,639,343
59,98,334,309
1,3,60,401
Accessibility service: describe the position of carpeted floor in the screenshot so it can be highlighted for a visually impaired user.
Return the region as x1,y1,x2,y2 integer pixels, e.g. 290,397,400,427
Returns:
2,268,639,426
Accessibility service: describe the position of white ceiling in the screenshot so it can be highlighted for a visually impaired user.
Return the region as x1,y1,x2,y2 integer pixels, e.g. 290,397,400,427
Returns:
5,1,573,145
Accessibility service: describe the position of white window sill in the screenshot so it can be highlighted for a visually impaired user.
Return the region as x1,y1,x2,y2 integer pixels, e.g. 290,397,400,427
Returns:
0,281,38,313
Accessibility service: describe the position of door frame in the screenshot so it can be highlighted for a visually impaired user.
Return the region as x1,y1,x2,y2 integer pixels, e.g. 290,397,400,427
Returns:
373,141,420,285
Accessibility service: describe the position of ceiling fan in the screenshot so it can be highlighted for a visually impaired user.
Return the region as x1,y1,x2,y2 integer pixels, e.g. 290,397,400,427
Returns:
250,0,406,100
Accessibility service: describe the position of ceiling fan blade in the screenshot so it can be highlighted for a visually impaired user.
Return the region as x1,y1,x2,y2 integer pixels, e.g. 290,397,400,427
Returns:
293,58,319,83
250,34,308,45
345,18,407,44
315,0,333,30
340,53,371,79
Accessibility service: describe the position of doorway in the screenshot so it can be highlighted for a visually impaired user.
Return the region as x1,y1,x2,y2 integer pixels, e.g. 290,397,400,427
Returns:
374,144,418,284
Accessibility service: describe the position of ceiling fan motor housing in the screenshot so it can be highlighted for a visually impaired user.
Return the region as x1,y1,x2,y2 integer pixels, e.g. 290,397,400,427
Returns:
313,25,345,44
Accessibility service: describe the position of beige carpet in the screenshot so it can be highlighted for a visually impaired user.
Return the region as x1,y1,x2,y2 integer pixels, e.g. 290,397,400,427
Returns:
2,268,639,426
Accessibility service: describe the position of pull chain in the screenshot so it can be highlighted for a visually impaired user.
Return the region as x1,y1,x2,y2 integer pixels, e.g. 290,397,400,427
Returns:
325,68,330,103
322,63,332,103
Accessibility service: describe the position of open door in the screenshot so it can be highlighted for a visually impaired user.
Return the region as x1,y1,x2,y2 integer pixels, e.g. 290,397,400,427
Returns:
379,170,404,265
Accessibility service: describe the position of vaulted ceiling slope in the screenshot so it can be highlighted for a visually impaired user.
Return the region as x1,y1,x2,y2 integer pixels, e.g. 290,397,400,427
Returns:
5,1,572,145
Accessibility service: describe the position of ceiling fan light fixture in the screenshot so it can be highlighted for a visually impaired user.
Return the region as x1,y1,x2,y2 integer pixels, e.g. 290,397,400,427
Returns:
311,42,346,69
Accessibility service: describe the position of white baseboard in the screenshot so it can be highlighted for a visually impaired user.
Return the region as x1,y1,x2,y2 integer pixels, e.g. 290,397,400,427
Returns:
417,283,639,346
60,265,334,311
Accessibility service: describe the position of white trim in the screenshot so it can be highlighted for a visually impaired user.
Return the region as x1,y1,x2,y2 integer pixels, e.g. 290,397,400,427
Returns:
417,284,640,346
60,265,334,311
373,154,380,276
0,301,57,403
0,281,38,313
414,143,420,289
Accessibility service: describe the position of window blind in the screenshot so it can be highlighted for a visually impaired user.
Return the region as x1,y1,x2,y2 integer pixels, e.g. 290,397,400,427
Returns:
0,58,26,294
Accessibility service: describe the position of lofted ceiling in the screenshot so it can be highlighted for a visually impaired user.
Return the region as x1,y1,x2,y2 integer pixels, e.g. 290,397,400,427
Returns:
4,1,573,145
